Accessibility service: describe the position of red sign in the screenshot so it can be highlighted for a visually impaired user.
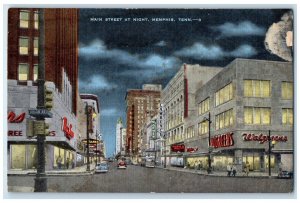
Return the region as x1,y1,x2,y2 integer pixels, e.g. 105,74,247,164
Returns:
8,130,23,136
186,147,198,153
242,133,288,144
8,111,25,123
62,117,74,139
210,132,234,148
171,144,185,152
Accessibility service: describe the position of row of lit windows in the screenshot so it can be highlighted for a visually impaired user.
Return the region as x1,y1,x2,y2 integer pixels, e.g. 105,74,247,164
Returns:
20,10,39,29
195,107,293,138
198,97,210,115
244,80,270,98
19,37,39,56
199,80,292,112
215,82,233,106
18,63,38,81
216,109,234,130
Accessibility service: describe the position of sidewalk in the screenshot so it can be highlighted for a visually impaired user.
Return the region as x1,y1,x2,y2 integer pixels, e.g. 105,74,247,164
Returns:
8,163,96,176
161,166,279,178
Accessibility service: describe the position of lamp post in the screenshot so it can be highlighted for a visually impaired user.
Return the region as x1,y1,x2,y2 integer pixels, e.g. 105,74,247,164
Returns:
85,103,90,171
268,130,276,177
34,8,47,192
203,112,212,174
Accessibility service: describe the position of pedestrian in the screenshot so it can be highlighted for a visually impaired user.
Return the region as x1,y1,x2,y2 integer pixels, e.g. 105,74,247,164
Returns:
71,158,75,169
232,164,237,177
56,155,62,169
66,157,70,169
245,161,250,176
227,163,232,177
194,160,199,171
199,161,203,171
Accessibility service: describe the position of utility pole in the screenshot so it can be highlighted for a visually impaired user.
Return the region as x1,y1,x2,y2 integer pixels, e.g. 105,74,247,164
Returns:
34,8,47,192
86,103,90,171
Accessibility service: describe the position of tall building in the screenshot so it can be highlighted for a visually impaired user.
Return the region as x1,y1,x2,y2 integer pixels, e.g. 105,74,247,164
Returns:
7,8,79,170
161,64,222,166
184,59,293,173
125,84,161,162
115,117,123,155
8,8,79,114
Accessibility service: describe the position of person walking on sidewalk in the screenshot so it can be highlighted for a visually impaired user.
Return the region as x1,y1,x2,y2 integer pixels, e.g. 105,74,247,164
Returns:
244,161,250,176
66,157,70,169
56,155,62,169
227,163,232,176
232,164,237,177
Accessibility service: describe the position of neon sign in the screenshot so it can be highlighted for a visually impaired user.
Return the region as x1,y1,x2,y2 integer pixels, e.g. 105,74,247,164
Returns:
242,133,288,144
210,132,234,148
62,117,74,139
171,144,185,152
186,147,198,153
8,111,25,123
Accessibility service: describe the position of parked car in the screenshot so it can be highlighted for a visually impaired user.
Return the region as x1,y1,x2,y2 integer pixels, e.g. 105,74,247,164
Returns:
117,160,127,169
278,170,293,179
95,163,109,173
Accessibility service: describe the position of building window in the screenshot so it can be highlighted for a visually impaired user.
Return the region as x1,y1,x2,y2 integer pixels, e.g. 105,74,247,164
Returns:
216,109,234,130
18,64,29,80
198,97,210,115
19,37,29,55
198,120,209,135
281,82,293,100
244,80,271,98
34,38,39,56
34,64,38,81
34,11,39,29
187,126,195,138
19,10,30,28
244,107,271,125
215,82,233,106
282,108,293,125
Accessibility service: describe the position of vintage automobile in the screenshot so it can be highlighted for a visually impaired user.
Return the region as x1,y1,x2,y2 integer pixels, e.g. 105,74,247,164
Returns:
95,162,109,173
278,170,293,179
117,160,127,169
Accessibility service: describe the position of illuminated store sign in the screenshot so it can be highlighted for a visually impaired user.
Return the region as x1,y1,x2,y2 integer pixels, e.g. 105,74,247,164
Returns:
62,117,74,139
242,133,288,144
171,144,185,152
210,132,234,148
8,111,25,123
186,147,198,153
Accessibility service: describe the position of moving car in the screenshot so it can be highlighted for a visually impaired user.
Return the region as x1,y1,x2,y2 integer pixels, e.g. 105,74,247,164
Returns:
117,160,127,169
95,162,109,173
278,170,293,179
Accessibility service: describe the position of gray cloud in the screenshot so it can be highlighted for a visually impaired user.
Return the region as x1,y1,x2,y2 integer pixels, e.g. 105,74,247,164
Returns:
174,42,257,60
155,40,167,47
211,21,265,38
79,74,117,90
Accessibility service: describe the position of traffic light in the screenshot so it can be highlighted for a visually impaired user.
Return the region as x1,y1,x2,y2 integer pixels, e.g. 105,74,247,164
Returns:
44,85,53,110
44,122,50,136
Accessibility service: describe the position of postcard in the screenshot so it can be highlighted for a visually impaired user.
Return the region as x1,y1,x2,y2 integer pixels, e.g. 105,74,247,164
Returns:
6,7,294,194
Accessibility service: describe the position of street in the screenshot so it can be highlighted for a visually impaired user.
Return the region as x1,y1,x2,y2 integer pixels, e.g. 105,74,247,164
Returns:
7,162,293,193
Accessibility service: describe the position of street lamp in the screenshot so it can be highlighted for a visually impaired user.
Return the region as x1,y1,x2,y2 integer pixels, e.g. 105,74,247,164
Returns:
268,130,276,177
85,102,91,171
203,112,212,174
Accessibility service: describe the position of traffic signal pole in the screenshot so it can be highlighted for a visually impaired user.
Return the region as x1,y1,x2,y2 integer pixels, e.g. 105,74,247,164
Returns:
34,9,47,192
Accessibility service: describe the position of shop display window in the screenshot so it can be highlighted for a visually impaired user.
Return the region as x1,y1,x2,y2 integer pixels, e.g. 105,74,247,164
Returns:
27,145,37,169
11,145,26,169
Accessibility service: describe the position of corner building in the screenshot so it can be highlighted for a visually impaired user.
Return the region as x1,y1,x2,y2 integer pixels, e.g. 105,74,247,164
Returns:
185,59,293,173
7,8,79,170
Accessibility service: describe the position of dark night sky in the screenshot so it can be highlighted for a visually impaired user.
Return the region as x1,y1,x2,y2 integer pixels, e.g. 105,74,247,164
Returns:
78,9,290,157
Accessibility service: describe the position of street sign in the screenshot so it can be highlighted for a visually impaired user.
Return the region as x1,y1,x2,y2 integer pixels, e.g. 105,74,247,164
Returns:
29,108,53,118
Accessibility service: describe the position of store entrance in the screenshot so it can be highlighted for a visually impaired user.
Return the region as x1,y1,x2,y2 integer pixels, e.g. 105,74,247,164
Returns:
243,152,262,171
